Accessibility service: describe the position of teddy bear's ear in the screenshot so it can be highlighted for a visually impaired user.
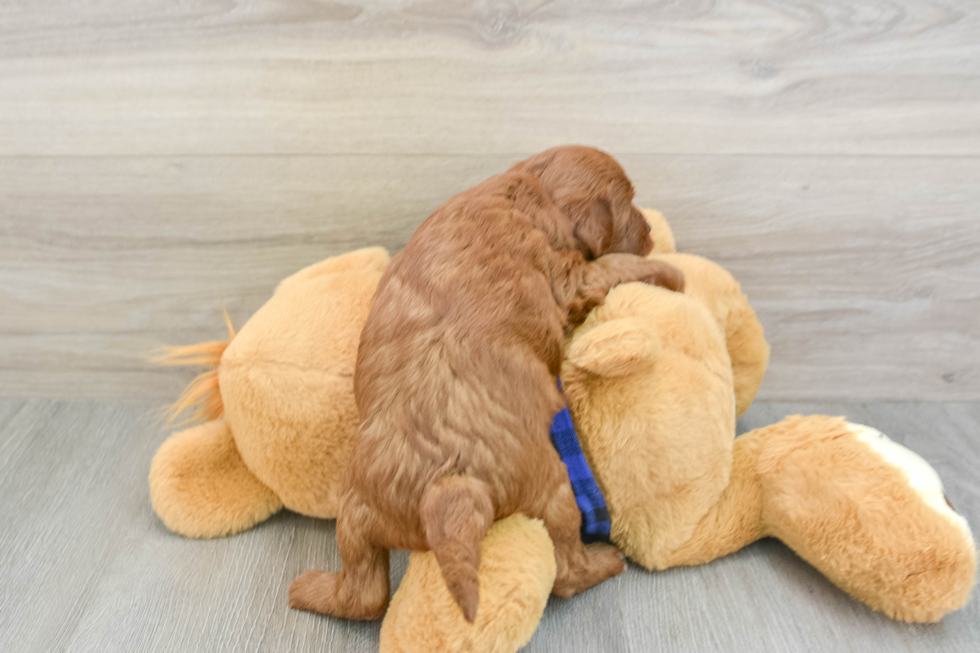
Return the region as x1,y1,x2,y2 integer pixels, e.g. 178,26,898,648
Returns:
567,318,661,378
640,208,676,254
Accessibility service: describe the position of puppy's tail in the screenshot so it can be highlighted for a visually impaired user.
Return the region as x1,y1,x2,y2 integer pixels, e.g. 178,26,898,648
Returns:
419,475,494,623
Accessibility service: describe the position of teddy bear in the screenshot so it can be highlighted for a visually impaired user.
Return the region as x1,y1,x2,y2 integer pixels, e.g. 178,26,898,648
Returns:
149,209,976,653
150,246,389,538
382,415,977,652
149,209,767,540
378,211,976,652
569,214,974,621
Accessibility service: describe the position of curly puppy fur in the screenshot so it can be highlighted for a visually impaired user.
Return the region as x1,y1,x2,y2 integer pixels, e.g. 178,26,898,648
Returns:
288,146,684,622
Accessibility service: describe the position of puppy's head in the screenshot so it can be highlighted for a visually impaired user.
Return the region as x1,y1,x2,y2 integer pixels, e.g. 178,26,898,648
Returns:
514,146,653,259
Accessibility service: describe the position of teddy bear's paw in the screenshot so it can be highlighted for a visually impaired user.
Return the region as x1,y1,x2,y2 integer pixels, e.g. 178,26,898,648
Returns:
847,423,974,546
841,422,978,622
149,420,282,538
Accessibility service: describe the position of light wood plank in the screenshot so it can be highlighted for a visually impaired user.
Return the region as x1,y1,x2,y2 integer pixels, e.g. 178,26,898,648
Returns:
2,154,978,400
0,400,977,652
0,1,978,157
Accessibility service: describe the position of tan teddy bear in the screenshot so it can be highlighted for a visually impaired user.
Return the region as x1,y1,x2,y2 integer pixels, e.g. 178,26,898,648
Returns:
150,247,388,538
379,211,975,652
149,209,768,541
150,210,975,653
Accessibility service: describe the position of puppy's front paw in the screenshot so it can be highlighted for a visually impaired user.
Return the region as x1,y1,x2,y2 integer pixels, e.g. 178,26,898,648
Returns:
568,289,606,324
641,260,684,293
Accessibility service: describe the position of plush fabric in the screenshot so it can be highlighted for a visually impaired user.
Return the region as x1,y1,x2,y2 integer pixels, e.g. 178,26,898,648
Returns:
555,223,975,621
641,208,676,255
222,246,389,518
379,515,556,653
659,416,977,623
149,419,282,538
563,282,736,568
639,210,769,417
149,208,975,649
150,247,389,536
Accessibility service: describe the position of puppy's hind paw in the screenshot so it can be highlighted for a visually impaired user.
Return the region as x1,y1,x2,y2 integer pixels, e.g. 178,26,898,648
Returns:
585,541,627,580
288,570,337,614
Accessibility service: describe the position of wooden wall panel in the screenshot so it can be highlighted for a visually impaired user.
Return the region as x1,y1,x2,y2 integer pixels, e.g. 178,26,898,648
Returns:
1,1,978,400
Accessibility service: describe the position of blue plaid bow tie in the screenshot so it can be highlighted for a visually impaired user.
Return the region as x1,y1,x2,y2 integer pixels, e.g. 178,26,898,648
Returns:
549,379,611,544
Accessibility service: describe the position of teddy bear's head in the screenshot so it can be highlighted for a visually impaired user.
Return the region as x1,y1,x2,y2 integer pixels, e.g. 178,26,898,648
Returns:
561,281,736,568
641,208,770,416
641,208,677,255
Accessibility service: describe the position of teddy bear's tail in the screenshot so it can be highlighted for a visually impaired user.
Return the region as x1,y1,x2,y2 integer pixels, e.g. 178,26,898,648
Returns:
152,307,236,425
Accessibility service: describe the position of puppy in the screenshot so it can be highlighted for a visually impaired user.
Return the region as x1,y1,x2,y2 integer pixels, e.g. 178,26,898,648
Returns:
289,146,684,622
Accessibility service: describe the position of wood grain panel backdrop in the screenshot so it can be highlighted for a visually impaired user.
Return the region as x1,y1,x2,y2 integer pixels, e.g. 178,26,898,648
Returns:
1,0,978,400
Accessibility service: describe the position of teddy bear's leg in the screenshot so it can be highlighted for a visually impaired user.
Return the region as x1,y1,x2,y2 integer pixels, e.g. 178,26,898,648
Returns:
657,426,769,568
759,417,976,623
149,420,283,538
656,417,852,569
664,416,977,622
379,515,556,653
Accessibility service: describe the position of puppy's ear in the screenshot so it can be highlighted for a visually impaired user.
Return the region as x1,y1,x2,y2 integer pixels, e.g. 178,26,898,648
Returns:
563,192,614,260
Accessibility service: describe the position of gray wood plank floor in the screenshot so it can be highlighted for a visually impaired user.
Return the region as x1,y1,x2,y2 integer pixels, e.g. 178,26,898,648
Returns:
1,399,976,652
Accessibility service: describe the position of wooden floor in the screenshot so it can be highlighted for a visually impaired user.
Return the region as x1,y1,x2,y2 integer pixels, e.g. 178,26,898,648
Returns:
0,399,976,652
1,0,979,401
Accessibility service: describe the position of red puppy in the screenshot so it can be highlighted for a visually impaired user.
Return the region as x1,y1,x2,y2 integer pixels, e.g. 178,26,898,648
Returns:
289,146,684,622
